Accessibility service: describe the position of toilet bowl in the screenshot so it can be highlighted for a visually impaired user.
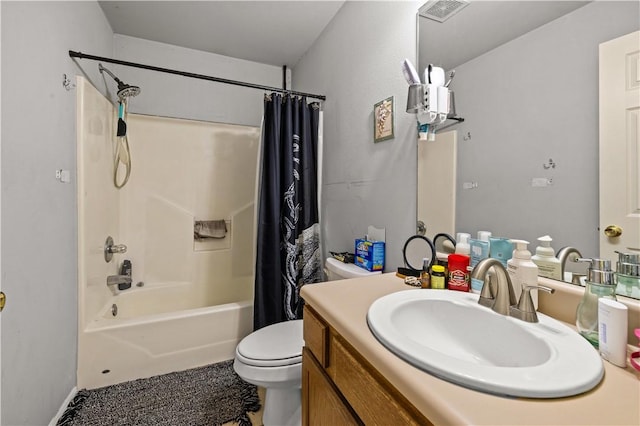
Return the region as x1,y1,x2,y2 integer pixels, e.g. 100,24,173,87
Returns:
235,259,380,425
233,319,303,426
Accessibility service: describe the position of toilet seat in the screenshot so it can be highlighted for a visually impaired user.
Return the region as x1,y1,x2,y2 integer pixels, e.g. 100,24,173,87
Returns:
236,319,303,368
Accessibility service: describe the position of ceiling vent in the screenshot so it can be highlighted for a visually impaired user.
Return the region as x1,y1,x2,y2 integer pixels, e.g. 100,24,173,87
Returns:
419,0,470,23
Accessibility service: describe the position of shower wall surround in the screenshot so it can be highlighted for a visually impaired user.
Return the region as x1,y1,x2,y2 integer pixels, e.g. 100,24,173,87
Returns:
78,77,260,329
121,114,259,301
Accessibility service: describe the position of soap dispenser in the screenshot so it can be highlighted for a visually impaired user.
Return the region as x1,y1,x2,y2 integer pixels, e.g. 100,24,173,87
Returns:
575,258,617,348
531,235,562,280
455,233,470,255
615,251,640,298
507,240,539,309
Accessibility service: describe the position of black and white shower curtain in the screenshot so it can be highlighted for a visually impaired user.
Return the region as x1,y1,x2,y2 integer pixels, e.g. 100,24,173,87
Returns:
253,93,323,330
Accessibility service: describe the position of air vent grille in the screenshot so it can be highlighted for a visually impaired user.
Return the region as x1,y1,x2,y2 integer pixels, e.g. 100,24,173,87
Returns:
419,0,470,23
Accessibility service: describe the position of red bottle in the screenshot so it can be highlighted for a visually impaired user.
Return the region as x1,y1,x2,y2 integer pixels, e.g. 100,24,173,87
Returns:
447,254,470,292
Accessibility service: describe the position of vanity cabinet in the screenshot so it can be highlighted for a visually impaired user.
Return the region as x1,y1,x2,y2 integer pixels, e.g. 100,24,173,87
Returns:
302,305,431,426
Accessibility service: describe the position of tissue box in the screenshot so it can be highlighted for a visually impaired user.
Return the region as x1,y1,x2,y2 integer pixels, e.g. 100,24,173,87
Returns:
355,239,385,272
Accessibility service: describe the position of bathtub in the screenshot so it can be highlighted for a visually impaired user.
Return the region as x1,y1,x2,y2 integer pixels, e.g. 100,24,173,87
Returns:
77,283,253,389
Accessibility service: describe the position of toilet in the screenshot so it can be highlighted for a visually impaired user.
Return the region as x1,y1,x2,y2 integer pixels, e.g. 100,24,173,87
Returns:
324,257,383,281
233,258,381,426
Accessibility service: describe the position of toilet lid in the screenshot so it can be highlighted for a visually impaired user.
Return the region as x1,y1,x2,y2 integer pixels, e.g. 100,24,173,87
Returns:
236,319,303,367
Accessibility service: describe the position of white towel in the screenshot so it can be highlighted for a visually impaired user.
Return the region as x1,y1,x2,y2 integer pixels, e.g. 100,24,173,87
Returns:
194,220,227,239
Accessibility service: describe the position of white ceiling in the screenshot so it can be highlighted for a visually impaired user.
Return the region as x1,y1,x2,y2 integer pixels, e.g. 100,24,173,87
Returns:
99,1,591,72
418,1,591,72
98,1,346,67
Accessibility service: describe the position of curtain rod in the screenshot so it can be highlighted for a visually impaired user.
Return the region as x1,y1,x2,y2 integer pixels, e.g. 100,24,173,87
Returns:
68,50,326,101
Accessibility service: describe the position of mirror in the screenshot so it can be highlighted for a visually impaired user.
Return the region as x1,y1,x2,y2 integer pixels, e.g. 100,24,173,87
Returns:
416,1,640,297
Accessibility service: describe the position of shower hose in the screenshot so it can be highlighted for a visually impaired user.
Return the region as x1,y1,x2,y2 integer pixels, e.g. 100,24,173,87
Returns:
114,100,132,189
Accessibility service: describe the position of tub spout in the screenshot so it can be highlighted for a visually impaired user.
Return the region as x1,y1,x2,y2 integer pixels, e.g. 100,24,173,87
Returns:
107,274,132,288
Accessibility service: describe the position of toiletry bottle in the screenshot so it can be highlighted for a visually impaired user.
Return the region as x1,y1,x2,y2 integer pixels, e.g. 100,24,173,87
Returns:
507,240,539,309
431,265,446,289
531,235,562,280
447,253,470,292
469,231,491,294
489,237,513,268
420,258,431,289
615,251,640,299
598,298,628,368
455,233,470,255
576,258,617,348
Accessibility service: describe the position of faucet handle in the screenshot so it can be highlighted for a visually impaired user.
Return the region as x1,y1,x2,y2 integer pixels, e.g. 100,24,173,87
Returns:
510,285,555,323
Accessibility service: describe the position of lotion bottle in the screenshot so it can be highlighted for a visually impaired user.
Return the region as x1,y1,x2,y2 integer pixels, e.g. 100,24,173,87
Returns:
507,240,539,309
531,235,562,280
469,231,491,294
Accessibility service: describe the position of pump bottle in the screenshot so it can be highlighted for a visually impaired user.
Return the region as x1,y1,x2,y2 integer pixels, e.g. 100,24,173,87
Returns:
455,233,470,255
507,240,539,309
575,258,617,348
531,235,562,280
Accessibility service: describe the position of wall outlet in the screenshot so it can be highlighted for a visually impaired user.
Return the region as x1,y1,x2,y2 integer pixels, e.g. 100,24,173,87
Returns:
531,178,552,187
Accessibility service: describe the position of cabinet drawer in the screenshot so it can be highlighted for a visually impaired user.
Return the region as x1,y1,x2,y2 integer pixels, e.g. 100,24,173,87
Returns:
331,334,430,426
304,305,329,367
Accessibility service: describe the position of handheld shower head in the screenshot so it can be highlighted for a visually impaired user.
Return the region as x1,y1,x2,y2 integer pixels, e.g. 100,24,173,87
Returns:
99,63,141,100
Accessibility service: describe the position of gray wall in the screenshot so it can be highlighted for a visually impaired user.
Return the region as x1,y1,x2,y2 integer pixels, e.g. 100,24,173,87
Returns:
1,1,113,424
294,1,421,270
111,34,283,127
453,1,639,257
1,2,284,424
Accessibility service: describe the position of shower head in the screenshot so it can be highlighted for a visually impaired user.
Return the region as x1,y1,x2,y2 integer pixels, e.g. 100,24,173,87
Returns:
99,63,141,100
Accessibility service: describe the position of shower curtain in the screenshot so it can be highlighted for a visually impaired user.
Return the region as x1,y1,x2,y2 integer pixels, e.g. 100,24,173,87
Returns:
254,93,322,330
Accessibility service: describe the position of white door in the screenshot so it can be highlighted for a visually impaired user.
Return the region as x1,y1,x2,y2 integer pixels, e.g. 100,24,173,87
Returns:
417,130,457,239
599,31,640,262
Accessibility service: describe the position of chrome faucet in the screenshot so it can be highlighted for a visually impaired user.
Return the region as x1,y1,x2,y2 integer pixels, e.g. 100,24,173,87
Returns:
509,285,555,323
470,258,517,316
107,274,132,288
557,247,584,284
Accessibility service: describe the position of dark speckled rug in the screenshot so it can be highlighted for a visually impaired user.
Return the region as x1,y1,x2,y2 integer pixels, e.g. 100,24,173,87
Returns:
56,360,260,426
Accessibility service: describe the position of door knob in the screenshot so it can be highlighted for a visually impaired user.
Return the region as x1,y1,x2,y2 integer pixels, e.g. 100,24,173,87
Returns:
0,292,6,312
604,225,622,238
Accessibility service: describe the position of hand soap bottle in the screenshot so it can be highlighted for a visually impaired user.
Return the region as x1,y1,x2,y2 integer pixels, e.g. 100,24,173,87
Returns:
531,235,562,280
455,233,471,255
507,240,539,309
615,251,640,299
575,258,617,348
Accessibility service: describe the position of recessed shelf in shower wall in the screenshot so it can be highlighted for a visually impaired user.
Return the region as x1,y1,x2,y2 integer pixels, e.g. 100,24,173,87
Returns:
194,220,232,252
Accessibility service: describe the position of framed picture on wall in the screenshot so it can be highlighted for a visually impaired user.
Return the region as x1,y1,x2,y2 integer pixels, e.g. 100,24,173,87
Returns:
374,96,394,143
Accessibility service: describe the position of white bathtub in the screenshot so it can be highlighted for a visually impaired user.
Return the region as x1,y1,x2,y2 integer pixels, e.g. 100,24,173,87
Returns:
77,283,253,389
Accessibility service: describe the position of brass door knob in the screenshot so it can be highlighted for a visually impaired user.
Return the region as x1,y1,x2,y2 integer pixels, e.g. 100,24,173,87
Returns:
604,225,623,238
0,292,6,312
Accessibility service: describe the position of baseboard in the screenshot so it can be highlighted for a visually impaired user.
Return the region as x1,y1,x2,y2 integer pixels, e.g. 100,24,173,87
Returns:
49,386,77,426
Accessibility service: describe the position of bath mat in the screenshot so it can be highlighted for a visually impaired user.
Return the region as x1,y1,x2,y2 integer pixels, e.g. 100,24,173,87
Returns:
57,360,260,426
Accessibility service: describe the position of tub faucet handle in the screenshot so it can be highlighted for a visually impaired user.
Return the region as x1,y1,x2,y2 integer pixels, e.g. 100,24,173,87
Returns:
104,236,127,262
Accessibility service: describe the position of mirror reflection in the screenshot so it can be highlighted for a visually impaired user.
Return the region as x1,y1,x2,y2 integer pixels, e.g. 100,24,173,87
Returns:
416,1,640,297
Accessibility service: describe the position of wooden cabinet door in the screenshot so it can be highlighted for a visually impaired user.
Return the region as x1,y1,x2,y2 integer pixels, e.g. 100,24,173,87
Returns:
302,348,361,426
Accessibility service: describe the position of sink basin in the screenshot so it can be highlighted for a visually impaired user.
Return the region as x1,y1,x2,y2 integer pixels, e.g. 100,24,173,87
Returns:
367,290,604,398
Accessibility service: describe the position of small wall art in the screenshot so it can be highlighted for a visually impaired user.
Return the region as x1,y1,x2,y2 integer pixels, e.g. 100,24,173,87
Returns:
374,96,394,143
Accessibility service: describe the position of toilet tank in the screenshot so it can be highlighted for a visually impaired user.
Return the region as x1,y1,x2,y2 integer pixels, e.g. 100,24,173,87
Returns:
325,257,382,281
